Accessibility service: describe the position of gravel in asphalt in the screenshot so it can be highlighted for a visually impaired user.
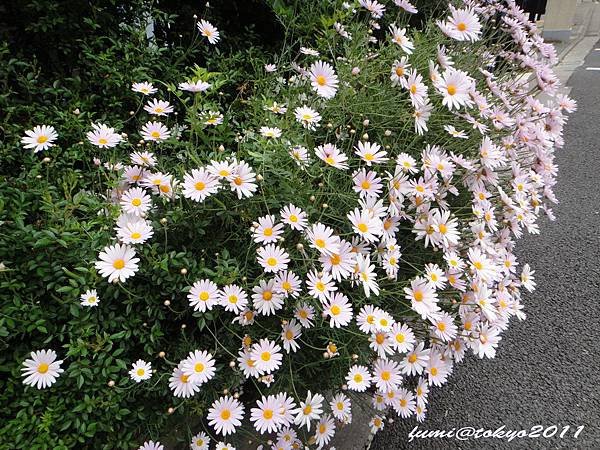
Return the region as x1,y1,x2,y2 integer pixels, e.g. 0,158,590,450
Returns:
370,41,600,450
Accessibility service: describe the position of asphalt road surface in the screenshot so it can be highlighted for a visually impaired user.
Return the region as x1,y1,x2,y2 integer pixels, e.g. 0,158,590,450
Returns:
371,42,600,450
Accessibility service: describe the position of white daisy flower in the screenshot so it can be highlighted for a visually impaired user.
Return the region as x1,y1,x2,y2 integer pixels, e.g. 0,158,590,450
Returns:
306,223,341,256
187,279,220,312
21,349,64,389
229,161,257,199
80,289,99,307
281,319,302,353
323,292,353,328
389,24,414,53
120,187,152,217
355,141,388,166
87,123,122,148
207,396,245,436
280,204,307,230
182,168,220,202
257,244,290,273
315,143,349,170
129,359,152,382
250,339,283,375
21,125,58,153
197,20,220,44
182,350,216,384
294,303,315,328
116,219,153,245
179,80,211,92
252,214,284,244
274,270,303,298
169,363,201,398
330,393,352,422
138,441,163,450
219,284,248,313
437,6,482,42
346,365,371,392
260,126,282,139
94,243,139,283
309,61,339,99
314,414,335,448
130,150,157,167
252,279,284,316
294,106,322,130
190,432,210,450
250,394,286,434
131,82,157,95
294,390,324,431
372,358,402,393
144,99,174,116
141,121,171,142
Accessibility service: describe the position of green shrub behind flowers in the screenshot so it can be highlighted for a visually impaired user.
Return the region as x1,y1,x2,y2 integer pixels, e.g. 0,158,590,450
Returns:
0,1,574,449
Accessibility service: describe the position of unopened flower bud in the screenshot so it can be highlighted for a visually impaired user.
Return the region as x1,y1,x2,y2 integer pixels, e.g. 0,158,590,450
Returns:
42,157,51,163
160,217,168,225
167,407,174,414
108,380,115,387
257,174,264,182
73,108,80,115
159,351,166,358
363,119,369,126
352,67,361,75
229,361,236,368
384,129,392,136
296,243,304,251
164,300,171,306
309,195,315,202
218,144,225,152
362,133,369,140
180,268,187,275
181,324,187,329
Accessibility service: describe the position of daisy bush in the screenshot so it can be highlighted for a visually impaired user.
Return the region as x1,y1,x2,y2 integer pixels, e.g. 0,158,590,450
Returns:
1,0,576,449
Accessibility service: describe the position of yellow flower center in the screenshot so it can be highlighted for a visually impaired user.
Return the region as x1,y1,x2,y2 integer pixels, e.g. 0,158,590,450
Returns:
131,198,142,207
195,181,206,191
319,424,326,434
473,261,483,270
37,135,48,144
316,281,325,291
330,254,341,265
113,259,125,270
199,292,210,301
266,257,277,267
303,405,312,415
130,232,141,240
395,67,404,77
38,363,49,374
430,367,438,376
395,333,405,343
263,409,274,419
410,84,417,94
413,291,423,302
289,214,298,222
261,351,271,362
155,107,164,113
337,402,344,410
298,310,308,319
228,295,238,304
437,322,446,331
457,22,467,32
361,180,371,189
330,305,341,316
262,291,272,301
233,176,243,186
285,330,293,340
151,131,161,139
408,354,417,363
180,374,189,383
220,409,231,420
325,156,335,165
98,138,108,145
282,281,292,291
438,223,447,234
263,228,273,236
136,368,145,376
364,153,374,161
400,399,408,407
194,362,204,373
447,84,457,96
159,184,170,193
381,371,391,381
357,223,368,233
316,75,327,86
375,333,385,345
87,297,96,304
353,374,363,383
315,238,326,248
